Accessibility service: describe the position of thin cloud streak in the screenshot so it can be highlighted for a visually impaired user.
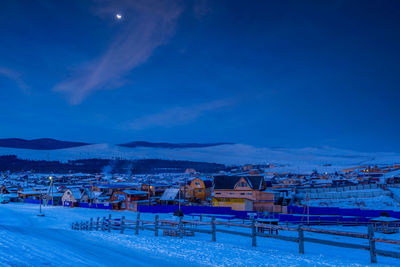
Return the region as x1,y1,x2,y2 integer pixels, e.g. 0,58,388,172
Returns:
127,98,236,130
54,0,183,105
0,68,29,93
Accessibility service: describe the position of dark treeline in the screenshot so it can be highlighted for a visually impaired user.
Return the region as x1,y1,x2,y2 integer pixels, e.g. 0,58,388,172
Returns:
0,155,226,174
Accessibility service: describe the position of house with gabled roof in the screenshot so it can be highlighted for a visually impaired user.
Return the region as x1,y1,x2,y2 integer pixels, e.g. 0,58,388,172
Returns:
212,175,281,212
62,188,84,207
184,177,213,202
110,190,148,211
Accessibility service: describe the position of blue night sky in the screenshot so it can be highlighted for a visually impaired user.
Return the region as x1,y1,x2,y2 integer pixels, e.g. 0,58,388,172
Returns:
0,0,399,152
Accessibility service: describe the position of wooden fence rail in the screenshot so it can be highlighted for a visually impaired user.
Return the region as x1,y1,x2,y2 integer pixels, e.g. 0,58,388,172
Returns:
71,213,400,264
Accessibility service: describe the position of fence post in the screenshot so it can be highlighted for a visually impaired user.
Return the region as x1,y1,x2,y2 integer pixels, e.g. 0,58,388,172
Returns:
101,217,105,231
211,216,216,242
96,217,99,231
135,212,140,235
368,225,377,263
89,218,93,231
120,216,126,234
155,215,159,237
298,225,304,254
108,214,112,233
179,216,183,239
251,218,257,247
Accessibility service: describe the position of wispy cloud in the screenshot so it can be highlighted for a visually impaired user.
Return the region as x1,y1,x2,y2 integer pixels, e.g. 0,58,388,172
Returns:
0,67,29,93
127,98,236,130
54,0,183,105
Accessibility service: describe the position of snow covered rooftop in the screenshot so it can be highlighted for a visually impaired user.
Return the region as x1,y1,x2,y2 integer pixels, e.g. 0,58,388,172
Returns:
160,188,179,201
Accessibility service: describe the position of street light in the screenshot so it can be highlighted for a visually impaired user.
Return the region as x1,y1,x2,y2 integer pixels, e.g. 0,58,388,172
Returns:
48,176,54,206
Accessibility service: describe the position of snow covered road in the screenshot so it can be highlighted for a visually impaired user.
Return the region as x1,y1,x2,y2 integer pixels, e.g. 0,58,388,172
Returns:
0,204,399,266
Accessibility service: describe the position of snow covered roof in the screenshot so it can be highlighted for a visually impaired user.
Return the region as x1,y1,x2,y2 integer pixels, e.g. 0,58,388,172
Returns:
122,190,147,195
370,216,400,222
18,190,46,195
213,175,263,190
160,188,179,201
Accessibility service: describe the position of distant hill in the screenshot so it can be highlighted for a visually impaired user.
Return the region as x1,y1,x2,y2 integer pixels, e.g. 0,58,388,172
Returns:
119,141,232,149
0,138,90,150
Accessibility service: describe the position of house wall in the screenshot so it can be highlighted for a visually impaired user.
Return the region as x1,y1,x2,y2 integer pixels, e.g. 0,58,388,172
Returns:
212,197,253,211
189,178,211,201
61,190,77,203
213,177,277,211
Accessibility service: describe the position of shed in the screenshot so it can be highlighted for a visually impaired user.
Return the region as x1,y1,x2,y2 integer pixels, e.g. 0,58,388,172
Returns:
160,188,181,205
370,216,400,234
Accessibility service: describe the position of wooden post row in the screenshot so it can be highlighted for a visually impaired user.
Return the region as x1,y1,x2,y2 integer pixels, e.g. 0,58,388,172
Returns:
108,214,111,233
211,216,216,242
298,225,304,254
155,215,159,237
120,216,125,234
251,218,257,247
101,217,105,231
179,217,183,239
135,212,140,235
96,217,99,231
368,225,377,263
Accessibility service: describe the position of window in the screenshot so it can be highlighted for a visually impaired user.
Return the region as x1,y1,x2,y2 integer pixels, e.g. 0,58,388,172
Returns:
215,192,221,195
195,182,200,186
240,193,245,195
246,193,252,195
237,182,247,188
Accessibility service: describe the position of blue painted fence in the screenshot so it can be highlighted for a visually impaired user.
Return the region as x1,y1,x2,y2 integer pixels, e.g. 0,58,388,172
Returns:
138,205,254,219
78,202,112,210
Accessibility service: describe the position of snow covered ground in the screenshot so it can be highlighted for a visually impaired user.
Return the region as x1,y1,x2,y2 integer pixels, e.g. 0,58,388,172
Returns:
1,143,400,173
304,195,400,211
0,203,399,266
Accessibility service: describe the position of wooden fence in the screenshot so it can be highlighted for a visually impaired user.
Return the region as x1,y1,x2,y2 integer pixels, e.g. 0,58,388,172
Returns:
71,213,400,264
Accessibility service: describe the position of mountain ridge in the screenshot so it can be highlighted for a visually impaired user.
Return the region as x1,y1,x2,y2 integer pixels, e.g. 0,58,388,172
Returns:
119,141,233,149
0,138,90,150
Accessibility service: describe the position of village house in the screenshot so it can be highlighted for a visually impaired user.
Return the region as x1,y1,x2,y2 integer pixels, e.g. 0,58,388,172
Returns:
1,185,9,194
91,183,139,195
62,188,85,207
110,190,148,211
184,177,213,202
212,175,282,212
18,189,47,200
160,188,183,205
141,183,170,197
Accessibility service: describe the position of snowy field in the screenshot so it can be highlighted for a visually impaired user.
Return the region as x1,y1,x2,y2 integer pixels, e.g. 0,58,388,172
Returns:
1,143,400,173
304,195,400,211
0,204,400,266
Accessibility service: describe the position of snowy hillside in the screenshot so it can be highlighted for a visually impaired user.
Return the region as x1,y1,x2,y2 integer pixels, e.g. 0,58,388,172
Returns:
0,143,399,173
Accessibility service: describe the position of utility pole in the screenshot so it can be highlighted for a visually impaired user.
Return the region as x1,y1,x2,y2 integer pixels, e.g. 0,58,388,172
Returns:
178,181,181,212
45,176,54,206
38,192,44,217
